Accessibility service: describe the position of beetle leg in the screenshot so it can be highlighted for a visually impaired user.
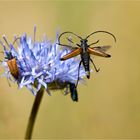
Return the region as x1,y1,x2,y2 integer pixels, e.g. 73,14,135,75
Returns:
90,58,100,72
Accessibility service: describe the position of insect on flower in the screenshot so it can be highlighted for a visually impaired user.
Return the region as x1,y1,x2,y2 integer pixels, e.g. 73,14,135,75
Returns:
0,36,20,80
0,27,86,101
6,54,19,79
58,30,116,87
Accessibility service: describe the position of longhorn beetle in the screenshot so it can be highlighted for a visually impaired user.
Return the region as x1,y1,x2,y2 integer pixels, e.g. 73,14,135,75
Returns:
0,36,20,80
58,30,116,87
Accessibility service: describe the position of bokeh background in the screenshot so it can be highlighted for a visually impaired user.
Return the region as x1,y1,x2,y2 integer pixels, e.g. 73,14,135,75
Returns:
0,1,140,139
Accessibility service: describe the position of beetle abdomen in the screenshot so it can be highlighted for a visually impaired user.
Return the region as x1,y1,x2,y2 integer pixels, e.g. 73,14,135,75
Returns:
81,52,90,79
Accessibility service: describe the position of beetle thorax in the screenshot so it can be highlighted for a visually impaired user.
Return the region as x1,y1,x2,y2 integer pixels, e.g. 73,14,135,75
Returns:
80,39,88,52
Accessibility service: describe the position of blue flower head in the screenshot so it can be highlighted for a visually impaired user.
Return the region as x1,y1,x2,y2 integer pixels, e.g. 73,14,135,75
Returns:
0,28,86,97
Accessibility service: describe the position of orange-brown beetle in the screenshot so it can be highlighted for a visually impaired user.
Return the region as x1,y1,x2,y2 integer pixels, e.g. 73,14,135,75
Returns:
1,36,19,80
58,30,116,87
7,55,19,79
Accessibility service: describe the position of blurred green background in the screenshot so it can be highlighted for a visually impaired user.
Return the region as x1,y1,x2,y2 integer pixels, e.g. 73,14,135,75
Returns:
0,1,140,139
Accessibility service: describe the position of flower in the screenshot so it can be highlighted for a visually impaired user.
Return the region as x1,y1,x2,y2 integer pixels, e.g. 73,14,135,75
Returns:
0,28,86,97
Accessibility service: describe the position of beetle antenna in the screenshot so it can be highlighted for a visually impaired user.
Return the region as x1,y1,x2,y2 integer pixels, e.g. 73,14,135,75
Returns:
2,35,10,48
86,30,116,42
58,31,82,48
58,31,82,44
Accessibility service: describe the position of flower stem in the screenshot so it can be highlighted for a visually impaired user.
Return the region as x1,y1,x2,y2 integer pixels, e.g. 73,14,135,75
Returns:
25,88,44,139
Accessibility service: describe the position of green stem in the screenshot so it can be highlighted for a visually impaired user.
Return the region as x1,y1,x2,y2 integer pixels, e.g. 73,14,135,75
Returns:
25,88,44,139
